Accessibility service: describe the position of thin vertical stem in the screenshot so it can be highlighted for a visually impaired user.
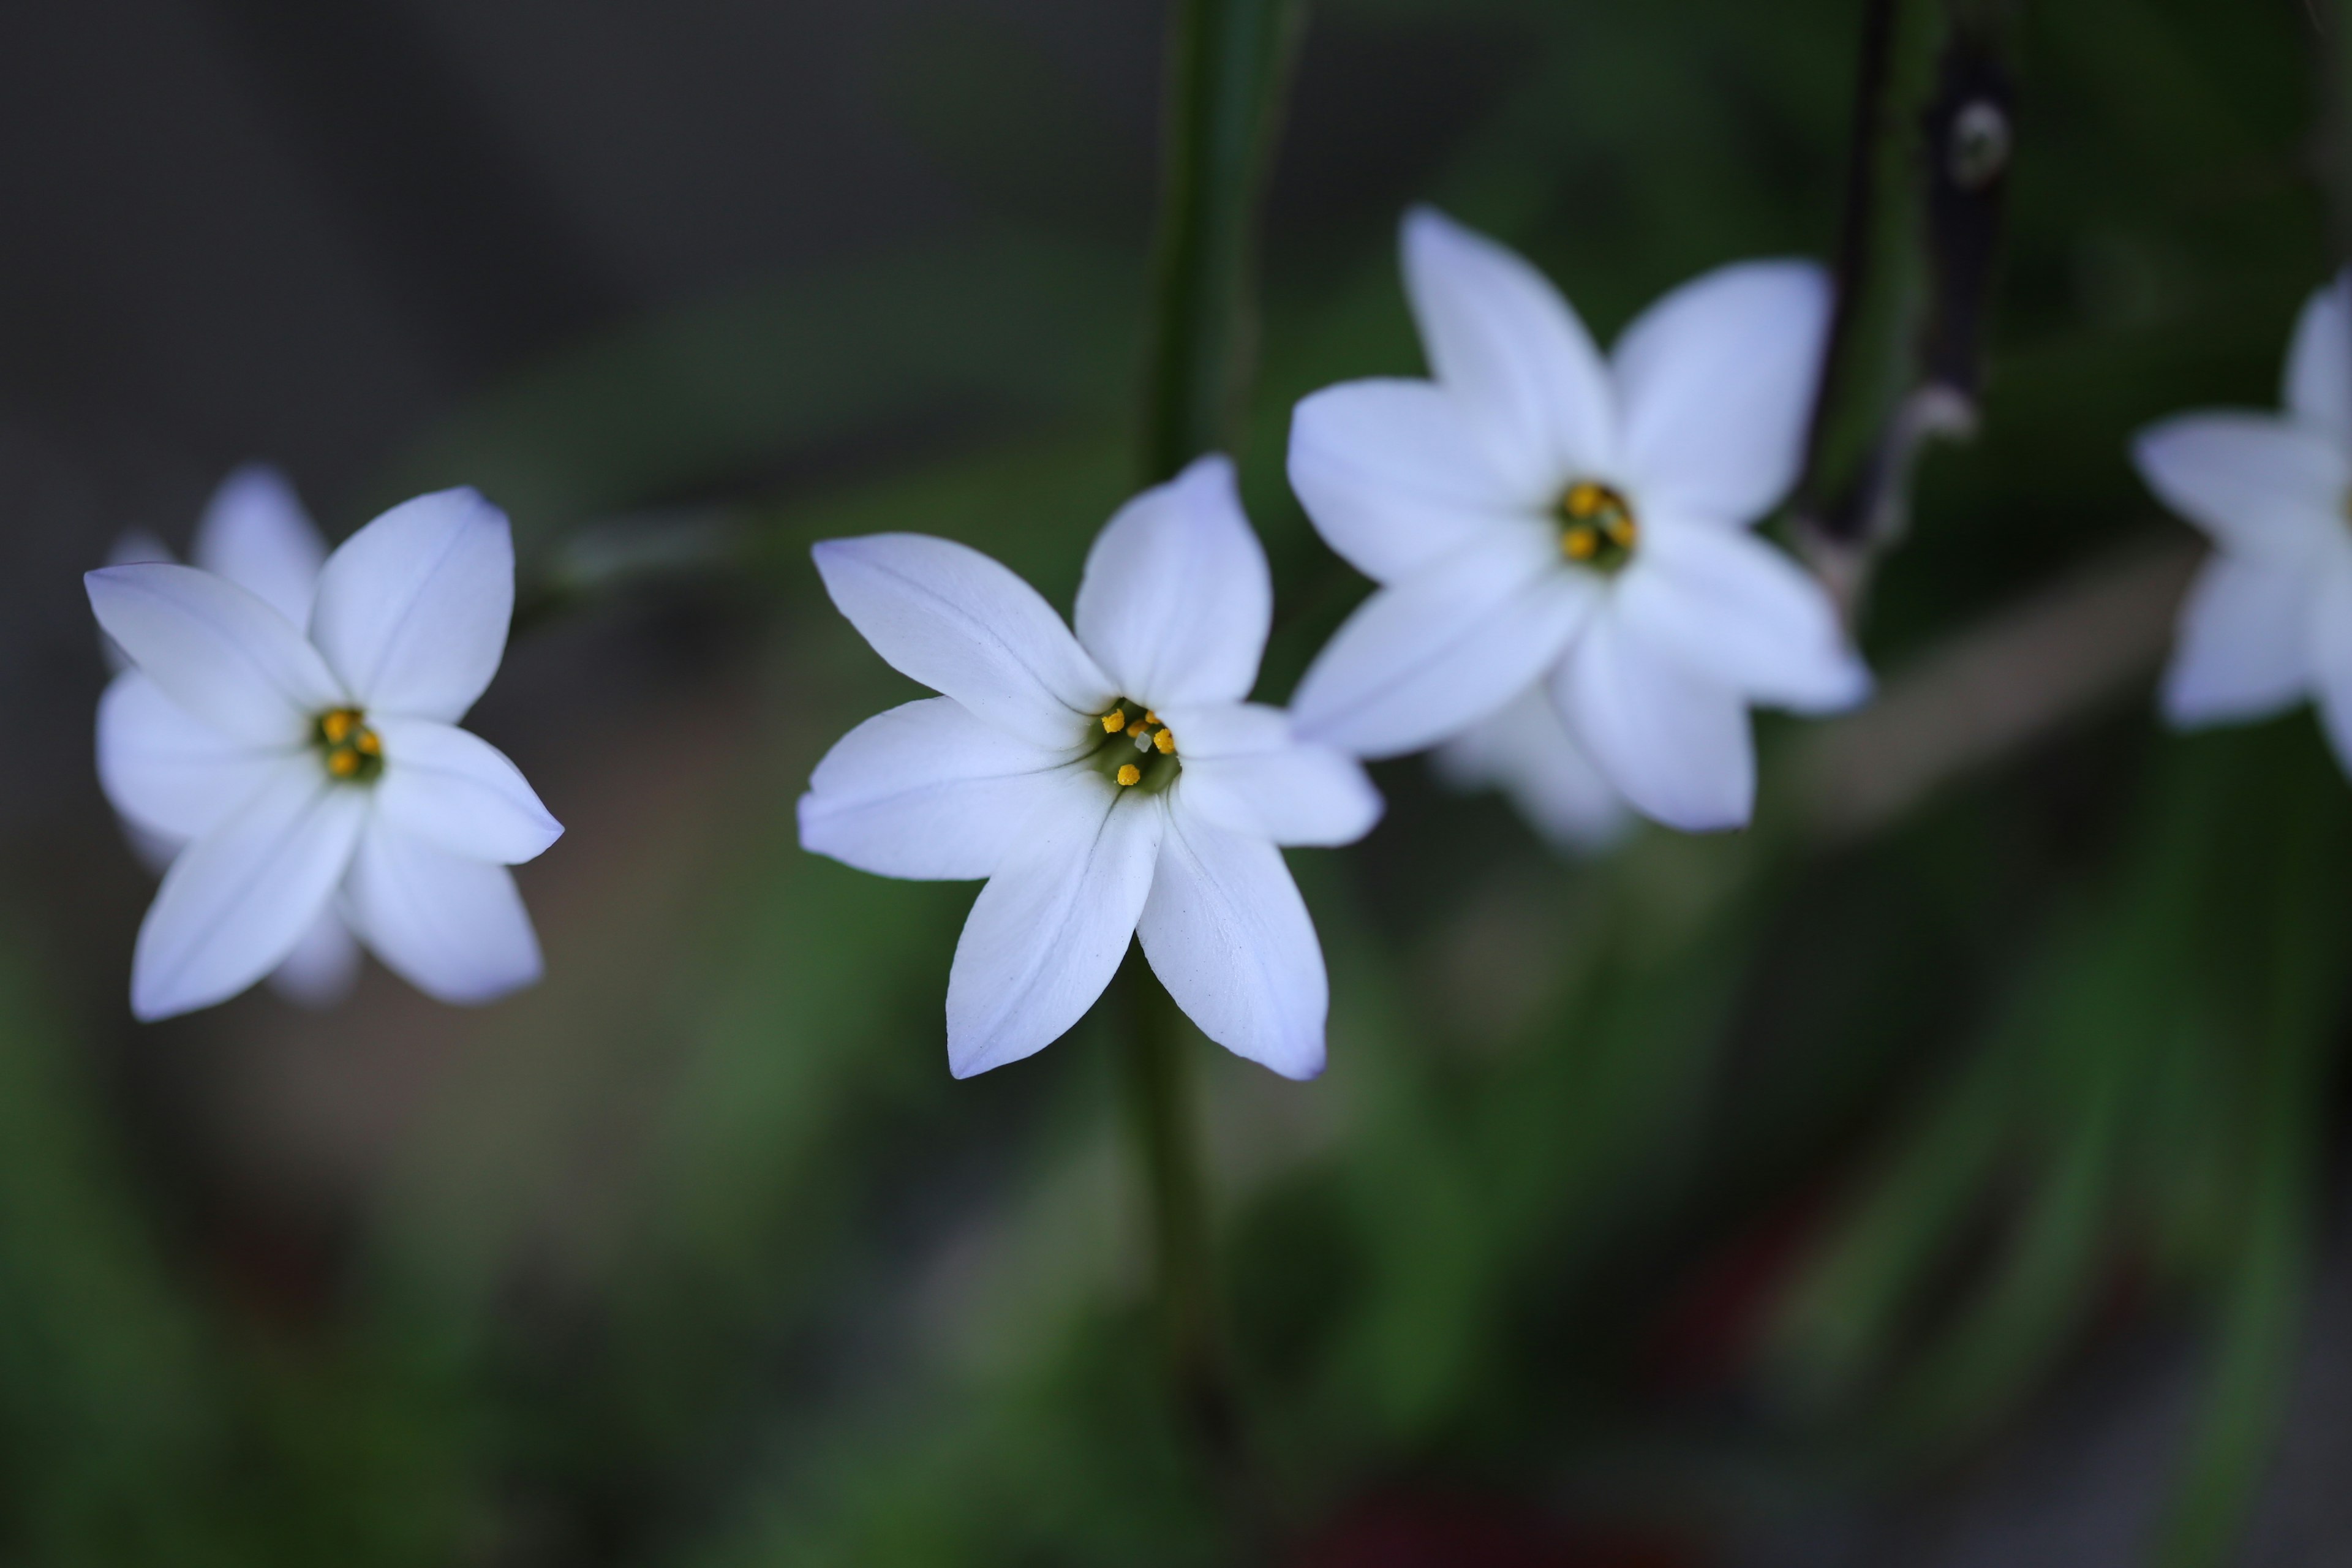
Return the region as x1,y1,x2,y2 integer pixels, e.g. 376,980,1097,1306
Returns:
1125,0,1300,1517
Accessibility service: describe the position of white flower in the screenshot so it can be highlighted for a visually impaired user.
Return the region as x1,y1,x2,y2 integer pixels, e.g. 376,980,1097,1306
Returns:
2134,271,2352,775
798,456,1381,1080
1432,688,1635,856
1286,207,1871,831
87,484,562,1022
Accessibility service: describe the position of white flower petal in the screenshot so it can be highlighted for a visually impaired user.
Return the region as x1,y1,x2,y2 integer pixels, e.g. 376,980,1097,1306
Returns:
266,910,361,1009
97,670,287,843
1288,379,1545,582
813,533,1114,750
1290,528,1594,760
310,489,514,721
344,820,543,1005
1433,685,1635,855
193,464,325,627
370,717,563,865
1074,455,1271,704
1619,520,1871,712
2160,554,2313,728
1552,606,1755,832
2132,414,2346,565
1155,701,1381,848
86,563,344,746
944,776,1162,1078
2307,557,2352,779
129,760,367,1021
1403,206,1616,496
1138,810,1326,1081
2283,272,2352,447
1612,260,1831,525
799,697,1079,881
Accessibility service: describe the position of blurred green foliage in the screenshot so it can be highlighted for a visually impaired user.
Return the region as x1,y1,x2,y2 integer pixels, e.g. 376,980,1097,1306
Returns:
4,0,2347,1564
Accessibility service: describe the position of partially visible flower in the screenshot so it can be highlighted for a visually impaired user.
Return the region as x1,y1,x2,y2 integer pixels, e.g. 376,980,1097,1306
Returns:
1433,688,1634,856
100,466,359,1005
1287,207,1870,832
87,486,561,1021
799,456,1381,1080
2133,271,2352,775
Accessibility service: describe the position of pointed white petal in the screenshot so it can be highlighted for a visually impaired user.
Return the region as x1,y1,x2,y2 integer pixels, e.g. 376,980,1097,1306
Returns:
1139,810,1325,1080
1613,260,1831,525
1552,607,1755,832
2283,272,2352,447
799,697,1080,880
86,564,343,746
944,776,1162,1077
1433,685,1635,854
1074,456,1272,705
193,464,326,627
97,671,288,843
1288,379,1544,583
813,533,1114,751
2160,555,2312,727
266,910,361,1009
1619,520,1871,712
1290,527,1594,760
343,820,543,1005
129,760,367,1021
370,717,562,864
1155,701,1382,847
310,489,514,721
2132,414,2346,564
1403,206,1616,496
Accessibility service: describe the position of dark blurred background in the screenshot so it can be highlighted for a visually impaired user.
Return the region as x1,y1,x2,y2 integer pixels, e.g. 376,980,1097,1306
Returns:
0,1,2346,1564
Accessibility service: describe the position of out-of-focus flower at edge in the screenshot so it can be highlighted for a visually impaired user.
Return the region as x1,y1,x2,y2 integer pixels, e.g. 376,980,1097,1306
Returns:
1433,687,1635,856
1287,206,1871,832
86,486,562,1022
101,466,363,1006
799,456,1381,1081
2135,270,2352,778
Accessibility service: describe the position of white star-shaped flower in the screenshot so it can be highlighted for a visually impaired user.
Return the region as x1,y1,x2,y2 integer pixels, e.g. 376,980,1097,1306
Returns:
88,484,562,1022
1286,207,1872,831
799,456,1381,1080
2134,271,2352,775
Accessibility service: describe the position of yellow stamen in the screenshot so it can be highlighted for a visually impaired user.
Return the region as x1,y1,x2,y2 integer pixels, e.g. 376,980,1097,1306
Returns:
1101,708,1126,734
1154,729,1175,755
1117,763,1142,786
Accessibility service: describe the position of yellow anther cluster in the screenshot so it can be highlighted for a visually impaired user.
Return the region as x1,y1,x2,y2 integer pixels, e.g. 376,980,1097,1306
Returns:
1098,702,1177,786
317,707,383,782
1559,480,1639,569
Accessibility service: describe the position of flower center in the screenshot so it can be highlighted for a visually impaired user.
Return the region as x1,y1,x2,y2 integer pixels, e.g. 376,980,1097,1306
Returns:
315,707,383,783
1558,480,1638,572
1092,702,1178,792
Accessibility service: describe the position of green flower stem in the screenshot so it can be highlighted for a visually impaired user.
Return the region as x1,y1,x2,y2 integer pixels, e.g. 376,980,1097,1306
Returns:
1795,0,2016,604
1123,0,1298,1510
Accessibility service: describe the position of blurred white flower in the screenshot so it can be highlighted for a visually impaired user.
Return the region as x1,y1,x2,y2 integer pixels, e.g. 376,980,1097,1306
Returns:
2135,271,2352,777
799,455,1381,1080
1287,207,1871,832
88,484,561,1022
101,467,361,1006
1433,688,1634,856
